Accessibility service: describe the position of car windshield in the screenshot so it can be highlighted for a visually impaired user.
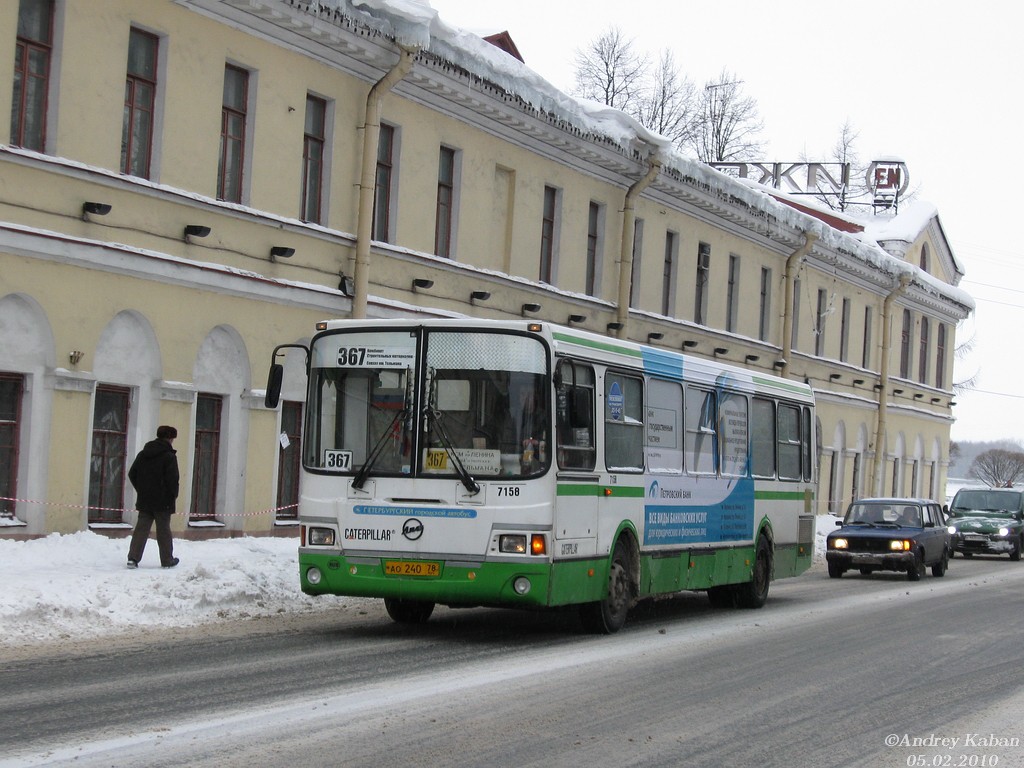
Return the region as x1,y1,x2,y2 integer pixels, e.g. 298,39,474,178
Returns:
844,502,922,527
951,490,1021,517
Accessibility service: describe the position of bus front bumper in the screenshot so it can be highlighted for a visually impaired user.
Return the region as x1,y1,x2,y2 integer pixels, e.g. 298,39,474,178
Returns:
299,550,558,608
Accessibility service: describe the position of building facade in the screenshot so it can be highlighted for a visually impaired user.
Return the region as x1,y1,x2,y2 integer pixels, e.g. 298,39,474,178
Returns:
0,0,972,538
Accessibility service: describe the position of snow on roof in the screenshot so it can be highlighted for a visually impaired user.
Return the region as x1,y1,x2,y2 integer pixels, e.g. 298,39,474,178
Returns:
860,199,938,243
323,1,968,308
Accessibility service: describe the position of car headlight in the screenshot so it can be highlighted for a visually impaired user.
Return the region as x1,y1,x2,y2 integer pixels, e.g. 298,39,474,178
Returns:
830,538,848,550
890,539,911,551
947,525,958,535
998,527,1010,537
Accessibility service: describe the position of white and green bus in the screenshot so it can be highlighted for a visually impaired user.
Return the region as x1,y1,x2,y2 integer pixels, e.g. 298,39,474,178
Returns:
265,318,816,633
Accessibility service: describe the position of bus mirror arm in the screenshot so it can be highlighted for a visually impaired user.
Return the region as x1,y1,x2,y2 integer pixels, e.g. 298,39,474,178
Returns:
264,343,310,409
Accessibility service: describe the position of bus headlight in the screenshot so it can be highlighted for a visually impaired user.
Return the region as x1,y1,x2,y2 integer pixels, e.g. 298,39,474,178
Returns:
308,527,336,546
499,534,527,554
513,576,532,595
306,567,323,585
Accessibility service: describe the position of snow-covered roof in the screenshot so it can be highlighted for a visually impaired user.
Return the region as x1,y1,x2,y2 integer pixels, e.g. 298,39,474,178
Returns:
319,0,970,311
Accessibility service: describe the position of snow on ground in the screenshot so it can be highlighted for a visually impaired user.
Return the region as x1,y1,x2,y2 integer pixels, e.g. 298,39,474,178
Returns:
0,516,843,649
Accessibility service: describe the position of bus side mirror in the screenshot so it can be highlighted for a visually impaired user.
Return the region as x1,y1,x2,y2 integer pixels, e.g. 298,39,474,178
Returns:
265,363,284,409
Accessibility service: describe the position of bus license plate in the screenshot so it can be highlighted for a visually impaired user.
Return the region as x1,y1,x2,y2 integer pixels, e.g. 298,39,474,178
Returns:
384,560,440,577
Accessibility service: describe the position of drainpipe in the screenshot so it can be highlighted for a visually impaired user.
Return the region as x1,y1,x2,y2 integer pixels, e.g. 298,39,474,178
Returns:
614,157,662,336
351,46,417,319
869,272,913,496
778,231,818,379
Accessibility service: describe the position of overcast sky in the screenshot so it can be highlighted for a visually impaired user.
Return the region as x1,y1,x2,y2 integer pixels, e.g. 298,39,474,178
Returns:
426,0,1024,446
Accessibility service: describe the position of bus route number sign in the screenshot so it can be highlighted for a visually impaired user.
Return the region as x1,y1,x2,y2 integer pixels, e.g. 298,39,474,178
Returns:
323,449,353,471
331,344,416,368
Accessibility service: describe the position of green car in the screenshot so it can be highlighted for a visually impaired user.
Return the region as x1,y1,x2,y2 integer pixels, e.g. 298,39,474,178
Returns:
945,487,1024,561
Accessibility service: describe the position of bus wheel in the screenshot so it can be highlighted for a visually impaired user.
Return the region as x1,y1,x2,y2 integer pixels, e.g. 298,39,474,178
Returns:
735,537,771,609
579,539,635,634
384,598,435,624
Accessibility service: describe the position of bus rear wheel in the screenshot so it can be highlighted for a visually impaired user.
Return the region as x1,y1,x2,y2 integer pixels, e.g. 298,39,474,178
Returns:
384,598,435,624
580,539,635,634
734,537,771,609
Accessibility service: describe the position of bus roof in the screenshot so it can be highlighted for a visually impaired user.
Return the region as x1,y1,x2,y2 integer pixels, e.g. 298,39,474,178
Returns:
311,317,813,403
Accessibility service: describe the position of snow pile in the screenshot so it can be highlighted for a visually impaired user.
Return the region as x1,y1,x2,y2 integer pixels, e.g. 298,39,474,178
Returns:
0,532,326,647
0,516,837,649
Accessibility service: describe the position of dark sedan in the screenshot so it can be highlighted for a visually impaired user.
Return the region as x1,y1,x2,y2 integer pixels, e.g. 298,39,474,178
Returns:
945,487,1024,561
826,498,950,581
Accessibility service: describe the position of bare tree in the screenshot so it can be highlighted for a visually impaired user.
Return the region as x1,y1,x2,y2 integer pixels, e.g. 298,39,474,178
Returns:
969,448,1024,487
800,120,870,211
572,27,648,112
691,69,764,162
634,49,699,149
953,323,979,395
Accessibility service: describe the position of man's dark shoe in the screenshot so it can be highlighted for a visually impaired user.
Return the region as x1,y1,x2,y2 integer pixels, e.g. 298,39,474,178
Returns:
162,557,180,569
126,559,138,569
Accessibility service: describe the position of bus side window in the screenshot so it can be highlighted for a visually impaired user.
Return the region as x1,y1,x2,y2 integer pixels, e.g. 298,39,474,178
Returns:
751,397,776,478
556,361,596,471
605,371,644,472
684,386,717,474
777,403,801,480
646,378,682,474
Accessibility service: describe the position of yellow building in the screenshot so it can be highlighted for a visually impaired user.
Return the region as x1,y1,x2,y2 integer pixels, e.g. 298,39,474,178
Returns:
0,0,971,538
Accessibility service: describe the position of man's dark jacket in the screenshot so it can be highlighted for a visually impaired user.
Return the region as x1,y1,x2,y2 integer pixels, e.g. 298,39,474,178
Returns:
128,439,179,514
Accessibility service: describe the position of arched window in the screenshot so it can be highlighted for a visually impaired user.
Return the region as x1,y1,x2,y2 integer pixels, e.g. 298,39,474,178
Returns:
919,243,930,272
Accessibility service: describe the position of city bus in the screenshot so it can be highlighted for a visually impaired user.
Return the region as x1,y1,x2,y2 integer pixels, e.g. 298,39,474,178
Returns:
265,318,817,633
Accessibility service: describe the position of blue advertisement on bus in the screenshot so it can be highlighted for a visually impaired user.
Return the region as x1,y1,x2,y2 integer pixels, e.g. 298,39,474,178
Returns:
642,478,755,545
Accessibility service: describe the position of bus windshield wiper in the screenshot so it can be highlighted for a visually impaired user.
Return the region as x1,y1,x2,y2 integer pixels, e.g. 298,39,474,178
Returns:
351,407,407,490
352,368,414,491
423,372,479,495
424,407,480,495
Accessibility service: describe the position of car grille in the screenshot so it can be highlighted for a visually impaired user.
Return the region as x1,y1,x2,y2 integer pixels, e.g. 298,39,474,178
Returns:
844,537,895,553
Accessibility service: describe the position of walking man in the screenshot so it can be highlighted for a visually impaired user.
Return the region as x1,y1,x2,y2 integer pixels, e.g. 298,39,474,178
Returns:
127,425,180,569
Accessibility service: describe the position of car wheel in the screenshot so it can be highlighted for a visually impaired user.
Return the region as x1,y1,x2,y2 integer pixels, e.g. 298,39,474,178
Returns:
384,598,435,624
931,548,949,577
827,561,844,579
907,549,925,581
1011,537,1022,562
859,567,873,575
962,552,973,559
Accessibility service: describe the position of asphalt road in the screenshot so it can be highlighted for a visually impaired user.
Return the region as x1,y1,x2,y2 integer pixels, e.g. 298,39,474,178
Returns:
3,557,1024,768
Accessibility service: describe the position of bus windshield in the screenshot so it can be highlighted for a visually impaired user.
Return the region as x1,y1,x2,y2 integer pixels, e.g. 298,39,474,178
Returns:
304,328,550,480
